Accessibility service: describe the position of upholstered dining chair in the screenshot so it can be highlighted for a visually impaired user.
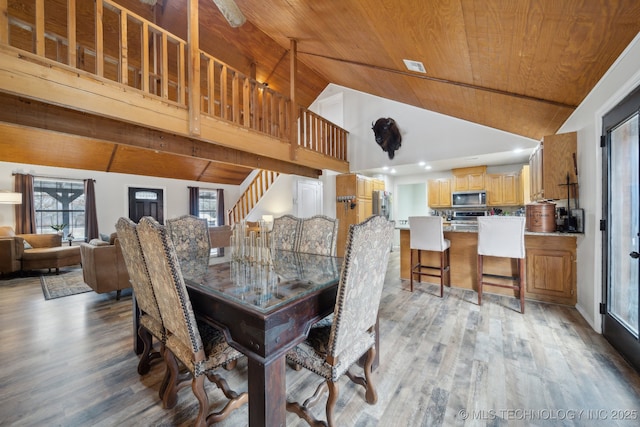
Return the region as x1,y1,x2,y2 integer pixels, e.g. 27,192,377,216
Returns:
477,216,526,313
285,215,394,427
408,216,451,296
166,214,211,276
270,214,302,251
115,217,166,386
297,215,339,256
137,216,247,426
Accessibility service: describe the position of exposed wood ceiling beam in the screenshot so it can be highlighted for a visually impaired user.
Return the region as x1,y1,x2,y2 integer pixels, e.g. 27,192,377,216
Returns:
0,92,322,179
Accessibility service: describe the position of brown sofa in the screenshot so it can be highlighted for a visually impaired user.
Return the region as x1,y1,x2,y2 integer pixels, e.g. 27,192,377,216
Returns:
0,226,81,275
79,235,131,299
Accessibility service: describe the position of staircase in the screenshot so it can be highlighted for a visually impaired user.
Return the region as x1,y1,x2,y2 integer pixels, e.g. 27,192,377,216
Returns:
227,170,280,225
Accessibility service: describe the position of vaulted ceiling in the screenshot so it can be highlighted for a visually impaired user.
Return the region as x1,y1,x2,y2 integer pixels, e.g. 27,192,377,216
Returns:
3,0,640,184
204,0,640,141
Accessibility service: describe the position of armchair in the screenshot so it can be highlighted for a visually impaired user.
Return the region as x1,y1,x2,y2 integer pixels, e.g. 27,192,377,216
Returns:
79,236,131,299
0,226,23,274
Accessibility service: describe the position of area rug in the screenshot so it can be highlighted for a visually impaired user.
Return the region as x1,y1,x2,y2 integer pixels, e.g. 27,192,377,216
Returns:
40,268,92,300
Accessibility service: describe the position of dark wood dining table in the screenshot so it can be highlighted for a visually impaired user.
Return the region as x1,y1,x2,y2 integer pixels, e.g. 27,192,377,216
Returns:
131,248,379,426
183,249,342,427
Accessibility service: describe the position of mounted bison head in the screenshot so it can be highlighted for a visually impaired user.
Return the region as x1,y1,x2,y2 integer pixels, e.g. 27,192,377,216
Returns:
372,117,402,159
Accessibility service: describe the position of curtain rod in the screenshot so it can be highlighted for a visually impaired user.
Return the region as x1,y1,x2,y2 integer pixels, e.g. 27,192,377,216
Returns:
13,173,95,183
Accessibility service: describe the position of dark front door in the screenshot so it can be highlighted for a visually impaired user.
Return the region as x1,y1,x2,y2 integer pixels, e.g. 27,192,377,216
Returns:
602,84,640,371
128,187,164,224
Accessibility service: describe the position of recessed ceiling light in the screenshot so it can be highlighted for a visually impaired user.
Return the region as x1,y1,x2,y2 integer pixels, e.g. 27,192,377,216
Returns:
403,59,426,74
418,161,426,166
382,166,389,171
390,168,397,174
513,148,523,153
425,165,432,170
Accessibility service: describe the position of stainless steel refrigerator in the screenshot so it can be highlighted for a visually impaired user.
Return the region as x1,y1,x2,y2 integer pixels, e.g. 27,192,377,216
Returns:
372,190,392,220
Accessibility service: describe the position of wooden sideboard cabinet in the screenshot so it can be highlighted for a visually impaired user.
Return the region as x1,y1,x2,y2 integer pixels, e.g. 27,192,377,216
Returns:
530,131,578,201
428,178,451,208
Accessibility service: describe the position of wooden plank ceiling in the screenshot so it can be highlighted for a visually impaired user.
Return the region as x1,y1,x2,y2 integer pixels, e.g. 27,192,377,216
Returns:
3,0,640,183
229,0,640,141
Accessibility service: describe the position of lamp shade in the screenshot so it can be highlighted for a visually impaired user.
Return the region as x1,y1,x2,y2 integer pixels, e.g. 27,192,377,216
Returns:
0,191,21,204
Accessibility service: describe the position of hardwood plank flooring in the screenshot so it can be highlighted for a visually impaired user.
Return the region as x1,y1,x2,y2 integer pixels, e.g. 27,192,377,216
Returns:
1,252,639,426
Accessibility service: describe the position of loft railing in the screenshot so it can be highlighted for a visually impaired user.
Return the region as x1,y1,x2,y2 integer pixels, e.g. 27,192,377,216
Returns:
2,0,348,163
227,170,280,225
199,51,290,139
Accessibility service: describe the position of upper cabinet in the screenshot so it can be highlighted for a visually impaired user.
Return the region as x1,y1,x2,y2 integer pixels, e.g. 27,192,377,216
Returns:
486,173,519,206
452,166,487,191
428,179,452,208
530,132,578,201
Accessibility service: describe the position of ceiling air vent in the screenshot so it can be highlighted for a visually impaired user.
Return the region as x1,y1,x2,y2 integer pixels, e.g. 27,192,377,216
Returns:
403,59,426,74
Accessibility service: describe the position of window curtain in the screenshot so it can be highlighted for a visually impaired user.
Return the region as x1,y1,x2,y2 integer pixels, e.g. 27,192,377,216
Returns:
188,186,199,216
217,189,225,226
13,173,36,233
84,179,99,241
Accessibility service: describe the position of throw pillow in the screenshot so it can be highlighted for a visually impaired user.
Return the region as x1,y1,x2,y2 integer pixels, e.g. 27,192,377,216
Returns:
89,238,110,246
23,240,33,249
100,233,110,242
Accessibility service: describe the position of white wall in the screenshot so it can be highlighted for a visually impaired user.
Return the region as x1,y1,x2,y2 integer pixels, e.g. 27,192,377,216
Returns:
556,33,640,333
0,161,241,233
311,84,537,172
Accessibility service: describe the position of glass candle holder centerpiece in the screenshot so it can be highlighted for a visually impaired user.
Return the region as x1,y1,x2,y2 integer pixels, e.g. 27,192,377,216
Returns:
230,220,277,304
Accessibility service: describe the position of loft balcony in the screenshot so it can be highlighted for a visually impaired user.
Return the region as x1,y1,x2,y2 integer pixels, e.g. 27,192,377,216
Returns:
0,0,349,184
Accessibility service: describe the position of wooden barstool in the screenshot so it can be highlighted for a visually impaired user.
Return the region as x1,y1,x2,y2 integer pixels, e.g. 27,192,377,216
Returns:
477,216,526,313
408,216,450,296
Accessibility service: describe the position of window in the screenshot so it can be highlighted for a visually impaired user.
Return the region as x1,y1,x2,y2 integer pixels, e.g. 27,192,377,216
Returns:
34,178,85,240
198,189,218,226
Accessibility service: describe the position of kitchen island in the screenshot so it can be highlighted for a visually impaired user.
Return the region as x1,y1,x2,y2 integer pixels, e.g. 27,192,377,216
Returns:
399,225,578,306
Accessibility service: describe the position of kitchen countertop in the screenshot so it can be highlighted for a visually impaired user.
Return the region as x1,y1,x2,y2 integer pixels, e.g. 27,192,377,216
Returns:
395,224,581,237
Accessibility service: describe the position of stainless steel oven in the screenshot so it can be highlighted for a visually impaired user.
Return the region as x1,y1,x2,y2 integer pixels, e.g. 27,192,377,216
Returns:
451,210,487,224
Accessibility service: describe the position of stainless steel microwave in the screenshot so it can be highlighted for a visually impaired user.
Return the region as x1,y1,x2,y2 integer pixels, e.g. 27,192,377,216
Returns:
451,191,487,208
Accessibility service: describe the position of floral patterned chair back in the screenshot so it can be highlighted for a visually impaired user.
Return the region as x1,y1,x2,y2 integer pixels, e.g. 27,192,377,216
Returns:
285,215,394,426
166,215,211,277
115,217,165,376
136,216,247,423
270,214,302,251
297,215,339,256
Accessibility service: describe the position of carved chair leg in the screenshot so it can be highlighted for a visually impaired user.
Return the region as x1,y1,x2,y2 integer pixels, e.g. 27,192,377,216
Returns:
137,326,153,375
161,350,181,409
191,375,209,427
326,380,339,427
363,346,377,404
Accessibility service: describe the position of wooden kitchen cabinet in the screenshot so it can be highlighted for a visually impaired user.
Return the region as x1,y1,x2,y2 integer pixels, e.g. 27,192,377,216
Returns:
428,178,451,208
519,165,530,205
486,173,519,206
529,131,578,201
335,173,381,257
525,235,576,305
399,230,577,306
452,166,486,191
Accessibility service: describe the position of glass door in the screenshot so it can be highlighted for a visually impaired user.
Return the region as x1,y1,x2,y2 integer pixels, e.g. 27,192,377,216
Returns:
602,86,640,371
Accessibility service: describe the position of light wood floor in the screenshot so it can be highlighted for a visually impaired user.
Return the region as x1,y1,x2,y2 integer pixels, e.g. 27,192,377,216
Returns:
1,252,639,426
